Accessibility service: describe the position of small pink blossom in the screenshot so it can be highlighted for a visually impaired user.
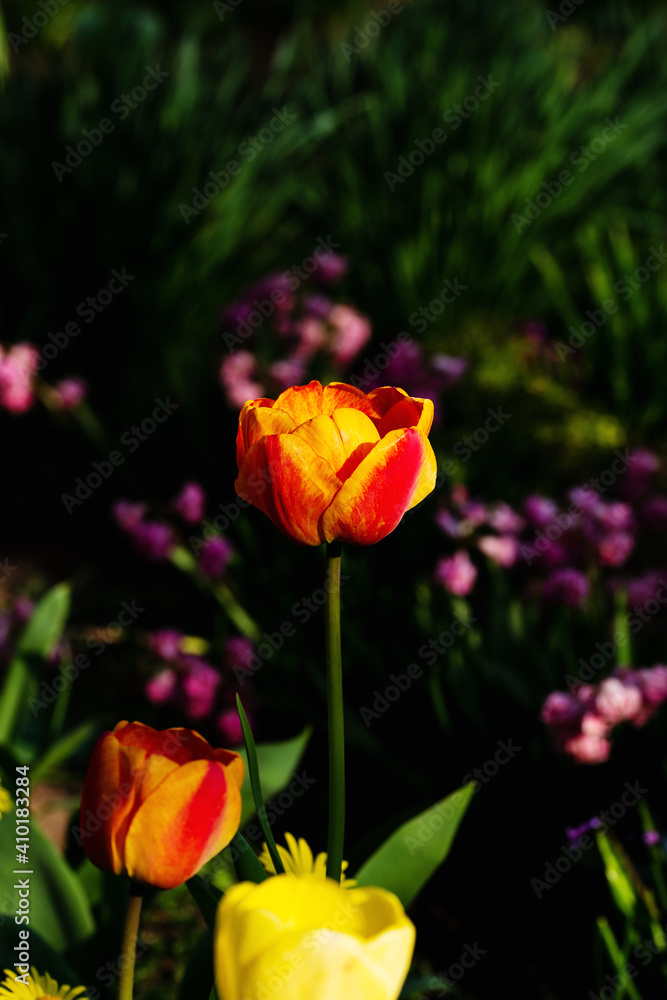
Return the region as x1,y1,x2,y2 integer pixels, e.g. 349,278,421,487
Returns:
148,630,184,661
563,731,611,764
541,691,582,728
477,534,519,568
598,531,634,567
216,706,244,744
225,636,256,675
542,568,589,607
145,668,178,705
486,502,525,534
182,658,220,719
523,495,559,527
434,550,477,596
269,358,306,391
328,305,372,366
595,676,643,725
112,500,147,532
198,536,233,578
172,481,206,525
219,351,264,409
313,252,348,285
292,317,327,361
53,376,87,410
0,343,39,413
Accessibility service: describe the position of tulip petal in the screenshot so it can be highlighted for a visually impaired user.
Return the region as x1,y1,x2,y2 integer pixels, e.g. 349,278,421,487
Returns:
375,396,434,438
322,427,437,544
236,401,296,468
321,382,379,418
273,381,325,424
124,759,241,889
291,409,380,481
80,732,127,875
236,434,341,545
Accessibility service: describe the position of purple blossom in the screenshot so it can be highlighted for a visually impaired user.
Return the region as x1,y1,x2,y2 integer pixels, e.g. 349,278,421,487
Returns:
486,502,525,534
225,636,257,675
523,495,559,527
198,536,233,578
597,531,634,568
148,630,184,661
430,354,468,388
477,534,519,568
112,500,147,532
312,252,348,285
216,706,244,744
641,496,667,532
542,567,590,607
627,572,665,609
172,481,206,525
182,657,221,719
435,509,461,538
132,521,175,561
434,550,477,596
53,376,87,410
145,668,178,705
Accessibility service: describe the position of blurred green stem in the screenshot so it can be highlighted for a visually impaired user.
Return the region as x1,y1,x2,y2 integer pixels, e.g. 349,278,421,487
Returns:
118,883,145,1000
325,540,344,881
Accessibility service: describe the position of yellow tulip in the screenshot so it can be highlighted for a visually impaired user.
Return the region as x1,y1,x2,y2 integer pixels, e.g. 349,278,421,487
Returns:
215,873,415,1000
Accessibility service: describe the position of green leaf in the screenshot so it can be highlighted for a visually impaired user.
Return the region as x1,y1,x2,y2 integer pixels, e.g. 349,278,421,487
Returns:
229,832,268,884
595,830,637,917
186,875,223,930
236,696,284,874
355,783,476,908
30,719,99,783
0,799,95,951
0,584,71,747
236,726,312,828
177,928,216,1000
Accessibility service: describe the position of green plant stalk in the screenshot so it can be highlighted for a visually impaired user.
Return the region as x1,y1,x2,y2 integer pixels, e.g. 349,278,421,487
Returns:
236,695,284,875
118,883,145,1000
325,540,344,882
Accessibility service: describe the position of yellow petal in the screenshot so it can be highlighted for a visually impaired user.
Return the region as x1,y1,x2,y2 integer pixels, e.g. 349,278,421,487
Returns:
291,409,380,481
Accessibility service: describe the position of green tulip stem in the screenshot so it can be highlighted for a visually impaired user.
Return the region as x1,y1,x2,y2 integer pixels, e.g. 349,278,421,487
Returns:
325,540,345,882
118,883,145,1000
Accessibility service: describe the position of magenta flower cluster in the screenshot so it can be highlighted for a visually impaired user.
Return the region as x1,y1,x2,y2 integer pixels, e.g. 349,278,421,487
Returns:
218,254,375,409
433,450,666,606
542,666,667,764
112,481,233,577
0,342,87,414
144,630,257,742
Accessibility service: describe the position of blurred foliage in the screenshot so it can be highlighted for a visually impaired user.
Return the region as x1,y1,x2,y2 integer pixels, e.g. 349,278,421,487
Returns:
2,0,667,997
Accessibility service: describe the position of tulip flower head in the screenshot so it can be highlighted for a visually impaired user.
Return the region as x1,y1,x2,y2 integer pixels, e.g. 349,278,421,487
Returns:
215,874,415,1000
235,381,437,546
80,721,244,889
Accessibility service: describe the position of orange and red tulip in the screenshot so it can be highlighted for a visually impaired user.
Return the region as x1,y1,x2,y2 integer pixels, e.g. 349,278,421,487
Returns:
235,381,437,545
79,721,244,889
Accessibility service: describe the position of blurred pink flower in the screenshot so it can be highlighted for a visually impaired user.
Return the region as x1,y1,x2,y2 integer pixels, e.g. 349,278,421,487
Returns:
216,706,244,744
435,509,461,538
53,376,87,410
434,550,477,596
172,481,206,525
641,496,667,532
145,668,178,705
0,343,39,413
595,675,643,725
328,305,372,366
594,501,634,533
313,252,348,285
523,494,559,527
293,316,327,361
220,351,265,409
132,521,175,561
182,657,221,719
597,531,634,568
542,568,589,607
112,500,147,532
269,358,306,391
563,731,611,764
198,536,233,578
225,636,256,675
541,691,582,728
477,534,519,568
148,630,184,661
486,502,525,534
